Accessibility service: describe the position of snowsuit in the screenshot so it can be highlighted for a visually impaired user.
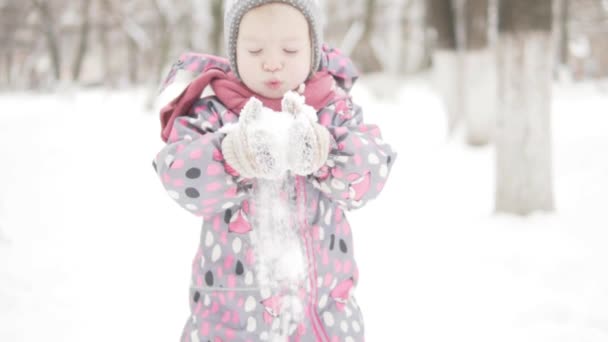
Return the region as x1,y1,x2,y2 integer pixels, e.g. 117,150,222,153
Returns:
153,45,397,342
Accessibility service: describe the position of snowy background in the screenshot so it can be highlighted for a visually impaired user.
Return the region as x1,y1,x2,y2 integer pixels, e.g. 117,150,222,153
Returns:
1,75,607,341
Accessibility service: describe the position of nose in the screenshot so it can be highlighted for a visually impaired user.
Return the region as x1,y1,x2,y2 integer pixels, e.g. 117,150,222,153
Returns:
263,62,283,72
263,55,283,72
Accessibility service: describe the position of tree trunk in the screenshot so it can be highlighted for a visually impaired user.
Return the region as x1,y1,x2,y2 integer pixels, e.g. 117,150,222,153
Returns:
496,0,555,215
352,0,383,73
428,0,460,135
462,0,495,146
464,0,489,49
190,0,211,52
99,0,114,86
559,0,570,67
210,0,223,56
153,1,172,87
72,0,92,82
127,35,138,84
429,0,457,50
33,1,62,81
398,0,431,74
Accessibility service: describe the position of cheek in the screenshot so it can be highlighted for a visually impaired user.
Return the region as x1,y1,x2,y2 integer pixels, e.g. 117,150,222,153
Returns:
237,55,259,78
289,55,311,78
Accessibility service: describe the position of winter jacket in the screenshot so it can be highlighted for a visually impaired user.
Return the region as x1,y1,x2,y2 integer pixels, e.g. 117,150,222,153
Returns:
153,45,397,342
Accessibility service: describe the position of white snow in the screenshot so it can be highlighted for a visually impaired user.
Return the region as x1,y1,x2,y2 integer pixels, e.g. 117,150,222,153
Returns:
1,77,607,341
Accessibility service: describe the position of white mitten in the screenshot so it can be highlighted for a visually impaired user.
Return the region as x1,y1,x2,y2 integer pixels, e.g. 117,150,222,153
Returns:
221,97,291,180
282,91,331,176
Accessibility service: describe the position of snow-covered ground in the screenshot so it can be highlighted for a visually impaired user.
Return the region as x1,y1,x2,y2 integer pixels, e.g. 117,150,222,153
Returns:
0,78,607,341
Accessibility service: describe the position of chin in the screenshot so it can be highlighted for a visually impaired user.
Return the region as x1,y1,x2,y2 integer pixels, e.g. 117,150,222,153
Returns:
258,88,285,99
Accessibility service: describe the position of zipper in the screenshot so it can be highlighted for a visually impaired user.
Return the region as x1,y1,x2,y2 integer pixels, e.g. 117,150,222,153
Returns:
296,175,330,342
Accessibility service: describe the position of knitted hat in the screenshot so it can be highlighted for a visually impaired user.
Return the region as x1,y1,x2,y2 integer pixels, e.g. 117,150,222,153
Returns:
224,0,323,79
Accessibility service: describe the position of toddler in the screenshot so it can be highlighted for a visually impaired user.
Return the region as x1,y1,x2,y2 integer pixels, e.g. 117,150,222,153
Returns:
153,1,397,341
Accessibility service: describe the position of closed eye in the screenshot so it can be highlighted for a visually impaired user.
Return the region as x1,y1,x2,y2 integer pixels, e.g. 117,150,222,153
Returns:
284,49,299,54
248,49,263,55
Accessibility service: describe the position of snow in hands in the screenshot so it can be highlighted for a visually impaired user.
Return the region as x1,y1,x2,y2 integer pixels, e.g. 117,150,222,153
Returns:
221,90,323,180
230,91,322,340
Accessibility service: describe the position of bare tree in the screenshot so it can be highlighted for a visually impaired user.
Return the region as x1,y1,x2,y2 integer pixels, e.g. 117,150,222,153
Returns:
351,0,383,73
72,0,92,82
495,0,555,215
404,0,431,73
428,0,457,51
459,0,496,146
190,0,212,52
31,0,62,81
557,0,570,68
152,0,173,87
126,33,138,84
428,0,460,134
569,0,608,78
210,0,223,55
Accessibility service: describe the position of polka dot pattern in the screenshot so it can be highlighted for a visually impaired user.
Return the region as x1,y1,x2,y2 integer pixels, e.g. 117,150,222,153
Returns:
186,167,201,179
156,44,393,342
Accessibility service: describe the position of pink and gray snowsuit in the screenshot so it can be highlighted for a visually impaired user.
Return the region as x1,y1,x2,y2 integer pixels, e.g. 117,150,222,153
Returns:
153,45,397,341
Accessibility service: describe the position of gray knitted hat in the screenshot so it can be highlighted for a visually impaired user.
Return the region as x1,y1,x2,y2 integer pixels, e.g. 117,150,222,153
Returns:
224,0,323,79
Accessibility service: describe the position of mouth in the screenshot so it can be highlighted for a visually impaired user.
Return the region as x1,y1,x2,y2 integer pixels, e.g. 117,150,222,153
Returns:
265,79,283,90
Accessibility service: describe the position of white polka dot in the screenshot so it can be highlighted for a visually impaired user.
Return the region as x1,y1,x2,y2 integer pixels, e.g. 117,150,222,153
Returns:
379,164,388,178
211,244,221,262
318,294,328,309
222,202,235,209
205,231,214,247
360,138,369,145
272,318,280,330
331,179,345,190
368,153,380,165
165,154,175,167
203,294,211,306
245,271,254,285
323,311,334,327
260,331,269,340
167,190,180,200
341,320,349,333
186,204,198,211
190,330,200,342
245,296,256,312
201,121,213,130
317,276,323,288
345,305,353,317
320,182,331,194
232,237,242,253
352,320,361,333
184,134,193,141
200,255,205,268
319,226,325,241
246,316,257,332
345,337,354,342
335,155,348,163
324,208,332,225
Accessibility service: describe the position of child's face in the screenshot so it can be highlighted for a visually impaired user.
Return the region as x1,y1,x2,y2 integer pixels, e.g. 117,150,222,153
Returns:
236,3,312,99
